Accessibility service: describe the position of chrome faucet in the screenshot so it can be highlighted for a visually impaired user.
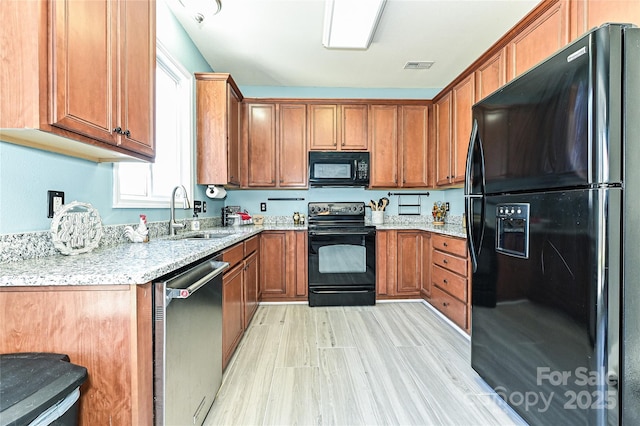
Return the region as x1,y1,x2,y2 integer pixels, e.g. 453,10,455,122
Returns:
170,185,191,236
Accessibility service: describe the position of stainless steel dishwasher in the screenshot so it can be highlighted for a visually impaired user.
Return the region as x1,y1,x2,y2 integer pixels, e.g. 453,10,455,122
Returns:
153,253,229,426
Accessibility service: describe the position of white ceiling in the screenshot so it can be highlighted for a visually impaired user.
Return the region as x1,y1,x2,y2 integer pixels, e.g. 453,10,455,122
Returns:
167,0,540,92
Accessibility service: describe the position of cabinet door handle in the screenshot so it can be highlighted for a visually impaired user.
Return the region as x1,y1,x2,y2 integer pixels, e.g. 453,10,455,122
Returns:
113,126,122,134
124,129,131,137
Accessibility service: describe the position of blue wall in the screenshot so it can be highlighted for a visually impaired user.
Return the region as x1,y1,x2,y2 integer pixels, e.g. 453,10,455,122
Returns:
225,187,464,219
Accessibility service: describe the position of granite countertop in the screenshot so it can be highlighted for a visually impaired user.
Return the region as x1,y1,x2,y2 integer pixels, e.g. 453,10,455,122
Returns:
373,222,466,238
0,226,263,287
0,221,463,287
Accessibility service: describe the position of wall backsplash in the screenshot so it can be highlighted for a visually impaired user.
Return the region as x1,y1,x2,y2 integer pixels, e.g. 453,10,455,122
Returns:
224,187,465,218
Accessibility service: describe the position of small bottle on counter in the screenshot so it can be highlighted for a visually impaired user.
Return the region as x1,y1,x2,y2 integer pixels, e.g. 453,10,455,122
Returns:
191,213,201,231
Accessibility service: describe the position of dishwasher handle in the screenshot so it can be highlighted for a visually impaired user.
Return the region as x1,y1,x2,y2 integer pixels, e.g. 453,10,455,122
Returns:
165,260,229,301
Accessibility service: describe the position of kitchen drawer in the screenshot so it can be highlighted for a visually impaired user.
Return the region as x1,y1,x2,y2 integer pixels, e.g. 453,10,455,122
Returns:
431,234,467,257
432,249,467,276
222,243,244,269
432,264,467,302
244,235,259,256
430,286,467,330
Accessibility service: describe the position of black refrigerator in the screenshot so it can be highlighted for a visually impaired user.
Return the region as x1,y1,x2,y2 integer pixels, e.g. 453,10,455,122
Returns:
465,23,640,425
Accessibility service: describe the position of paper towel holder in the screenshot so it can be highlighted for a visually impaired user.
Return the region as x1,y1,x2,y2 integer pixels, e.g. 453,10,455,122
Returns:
206,185,227,199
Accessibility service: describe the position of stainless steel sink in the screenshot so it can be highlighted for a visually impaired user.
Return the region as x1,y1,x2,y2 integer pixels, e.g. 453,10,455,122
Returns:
178,232,236,240
189,234,228,239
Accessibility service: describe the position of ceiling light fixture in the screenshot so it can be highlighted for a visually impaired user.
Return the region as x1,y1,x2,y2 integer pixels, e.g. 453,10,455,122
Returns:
322,0,387,50
178,0,222,23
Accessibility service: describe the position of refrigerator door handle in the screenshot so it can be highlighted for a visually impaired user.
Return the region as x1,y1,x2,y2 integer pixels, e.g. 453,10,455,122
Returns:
464,119,483,272
464,120,477,195
465,196,481,272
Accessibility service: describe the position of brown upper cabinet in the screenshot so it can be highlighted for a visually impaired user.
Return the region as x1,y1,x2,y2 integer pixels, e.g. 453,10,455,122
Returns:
308,104,368,150
0,0,156,162
399,105,430,187
370,104,430,188
507,0,570,81
243,103,277,187
475,47,507,102
435,74,473,188
572,0,640,39
243,102,307,188
369,105,399,187
196,73,243,186
435,92,453,187
451,75,475,185
278,104,308,187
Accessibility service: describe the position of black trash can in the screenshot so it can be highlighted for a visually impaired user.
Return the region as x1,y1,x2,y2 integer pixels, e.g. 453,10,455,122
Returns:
0,353,88,426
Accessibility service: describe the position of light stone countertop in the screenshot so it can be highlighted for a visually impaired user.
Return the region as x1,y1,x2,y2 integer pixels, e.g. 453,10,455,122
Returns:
373,222,466,238
0,221,464,287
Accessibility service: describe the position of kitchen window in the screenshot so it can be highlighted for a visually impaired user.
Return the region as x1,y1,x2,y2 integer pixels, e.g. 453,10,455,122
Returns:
113,41,193,208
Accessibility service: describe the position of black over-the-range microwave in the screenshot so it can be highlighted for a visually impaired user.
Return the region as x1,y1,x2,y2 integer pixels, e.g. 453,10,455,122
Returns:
308,151,370,187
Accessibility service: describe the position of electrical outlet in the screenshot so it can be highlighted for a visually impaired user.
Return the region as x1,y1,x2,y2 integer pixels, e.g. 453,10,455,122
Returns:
193,200,203,214
445,202,450,211
47,190,65,218
260,202,267,212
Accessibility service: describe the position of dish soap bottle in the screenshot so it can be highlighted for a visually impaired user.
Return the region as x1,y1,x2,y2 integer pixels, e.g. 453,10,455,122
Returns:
191,213,201,231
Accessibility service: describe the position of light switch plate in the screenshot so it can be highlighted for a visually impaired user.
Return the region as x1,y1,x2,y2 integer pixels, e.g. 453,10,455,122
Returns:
48,190,64,218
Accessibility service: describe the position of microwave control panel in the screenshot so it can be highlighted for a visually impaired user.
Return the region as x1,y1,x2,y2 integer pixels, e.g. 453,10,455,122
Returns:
356,160,368,180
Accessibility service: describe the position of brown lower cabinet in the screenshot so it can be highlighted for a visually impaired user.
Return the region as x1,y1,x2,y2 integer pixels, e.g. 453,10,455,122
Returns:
427,233,471,332
222,235,260,369
376,230,430,298
260,230,308,302
377,229,471,333
0,284,153,425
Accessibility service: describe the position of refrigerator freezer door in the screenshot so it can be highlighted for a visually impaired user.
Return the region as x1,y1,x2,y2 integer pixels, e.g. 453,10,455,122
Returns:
472,24,626,195
472,188,619,425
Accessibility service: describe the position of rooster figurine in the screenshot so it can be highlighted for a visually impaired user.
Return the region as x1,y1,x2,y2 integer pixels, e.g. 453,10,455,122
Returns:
124,215,149,243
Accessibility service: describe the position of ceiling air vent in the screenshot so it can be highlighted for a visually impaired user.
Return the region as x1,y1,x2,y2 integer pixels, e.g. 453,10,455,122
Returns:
403,61,434,70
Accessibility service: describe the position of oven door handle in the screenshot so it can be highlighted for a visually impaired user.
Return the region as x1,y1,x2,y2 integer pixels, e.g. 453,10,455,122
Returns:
308,230,375,236
310,290,372,294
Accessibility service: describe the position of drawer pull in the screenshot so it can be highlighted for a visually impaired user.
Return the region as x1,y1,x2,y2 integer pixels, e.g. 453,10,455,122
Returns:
443,259,448,264
443,279,448,284
443,242,448,247
443,302,449,307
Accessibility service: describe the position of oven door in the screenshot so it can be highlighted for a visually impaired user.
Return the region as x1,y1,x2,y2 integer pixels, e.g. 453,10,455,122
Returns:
307,228,376,306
